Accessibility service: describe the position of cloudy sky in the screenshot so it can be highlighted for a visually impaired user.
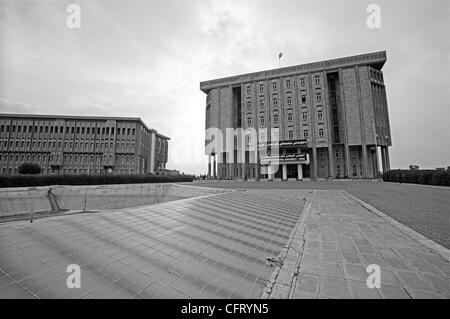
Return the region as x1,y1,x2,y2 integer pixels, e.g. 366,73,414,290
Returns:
0,0,448,174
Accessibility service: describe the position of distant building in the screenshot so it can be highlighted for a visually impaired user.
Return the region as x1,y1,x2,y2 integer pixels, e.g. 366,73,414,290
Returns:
0,113,169,175
200,51,392,180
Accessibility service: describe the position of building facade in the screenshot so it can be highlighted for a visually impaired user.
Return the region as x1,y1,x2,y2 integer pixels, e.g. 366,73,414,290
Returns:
201,51,392,180
0,114,169,175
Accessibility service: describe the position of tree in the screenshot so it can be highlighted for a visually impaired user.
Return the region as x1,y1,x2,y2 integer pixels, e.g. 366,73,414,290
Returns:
18,163,41,175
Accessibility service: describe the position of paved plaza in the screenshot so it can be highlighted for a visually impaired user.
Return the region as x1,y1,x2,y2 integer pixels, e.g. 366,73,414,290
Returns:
0,186,448,299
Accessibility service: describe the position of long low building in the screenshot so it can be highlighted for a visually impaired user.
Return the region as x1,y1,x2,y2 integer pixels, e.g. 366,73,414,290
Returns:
200,51,392,180
0,113,169,175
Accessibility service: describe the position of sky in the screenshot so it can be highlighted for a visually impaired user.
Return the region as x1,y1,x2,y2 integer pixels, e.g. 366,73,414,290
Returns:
0,0,448,174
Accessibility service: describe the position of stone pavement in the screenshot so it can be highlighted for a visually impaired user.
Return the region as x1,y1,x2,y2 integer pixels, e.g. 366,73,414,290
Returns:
264,190,449,299
0,188,448,299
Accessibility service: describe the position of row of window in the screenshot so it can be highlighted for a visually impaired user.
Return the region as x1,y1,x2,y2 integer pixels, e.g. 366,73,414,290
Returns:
246,75,322,94
0,153,137,165
247,110,325,127
0,124,137,136
0,140,137,151
246,92,322,111
247,128,325,141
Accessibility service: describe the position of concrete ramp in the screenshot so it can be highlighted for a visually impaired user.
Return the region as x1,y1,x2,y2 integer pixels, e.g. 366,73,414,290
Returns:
0,183,229,218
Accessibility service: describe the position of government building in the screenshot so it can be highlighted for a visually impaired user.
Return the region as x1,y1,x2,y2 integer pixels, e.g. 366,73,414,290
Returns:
0,114,169,175
200,51,392,180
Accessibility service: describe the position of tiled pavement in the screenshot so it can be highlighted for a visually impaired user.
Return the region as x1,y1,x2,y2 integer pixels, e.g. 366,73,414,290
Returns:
0,188,448,299
0,190,307,299
291,191,449,299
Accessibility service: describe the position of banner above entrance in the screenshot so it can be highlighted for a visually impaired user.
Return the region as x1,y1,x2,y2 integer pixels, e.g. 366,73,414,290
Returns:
260,153,309,164
258,139,307,148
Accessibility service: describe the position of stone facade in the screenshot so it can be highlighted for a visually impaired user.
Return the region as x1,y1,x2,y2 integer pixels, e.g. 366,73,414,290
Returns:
0,114,169,175
201,51,392,180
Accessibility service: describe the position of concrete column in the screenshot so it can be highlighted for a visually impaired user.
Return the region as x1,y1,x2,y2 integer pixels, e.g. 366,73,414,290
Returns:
312,147,318,181
385,147,390,171
282,164,287,181
328,145,334,178
344,145,351,178
374,147,380,178
213,154,217,179
268,165,273,181
361,145,368,178
297,163,303,180
208,155,211,179
381,147,386,173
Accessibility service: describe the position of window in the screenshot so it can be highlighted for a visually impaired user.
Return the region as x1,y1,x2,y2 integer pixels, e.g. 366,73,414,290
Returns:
301,95,306,103
272,82,277,90
260,116,265,126
259,100,264,107
353,165,357,176
315,76,320,85
302,112,308,121
337,165,341,176
303,130,309,139
259,84,264,92
273,98,278,107
286,80,291,89
288,131,294,139
300,78,305,87
273,115,279,124
335,152,339,159
287,96,292,105
318,110,323,120
247,118,252,126
287,114,293,122
316,93,322,103
318,128,324,138
247,86,251,94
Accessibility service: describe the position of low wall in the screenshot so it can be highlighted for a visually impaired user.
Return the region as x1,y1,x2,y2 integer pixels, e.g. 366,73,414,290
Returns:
0,183,228,218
